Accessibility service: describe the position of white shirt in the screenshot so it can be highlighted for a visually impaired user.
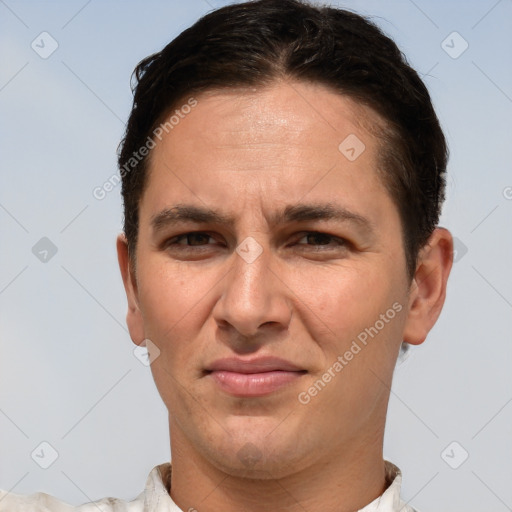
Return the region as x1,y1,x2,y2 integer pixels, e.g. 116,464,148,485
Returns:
0,460,418,511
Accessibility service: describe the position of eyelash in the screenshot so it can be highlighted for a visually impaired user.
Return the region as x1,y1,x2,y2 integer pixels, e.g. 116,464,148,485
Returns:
163,231,349,251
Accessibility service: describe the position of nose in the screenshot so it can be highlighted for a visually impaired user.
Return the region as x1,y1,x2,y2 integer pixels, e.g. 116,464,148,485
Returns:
212,239,292,340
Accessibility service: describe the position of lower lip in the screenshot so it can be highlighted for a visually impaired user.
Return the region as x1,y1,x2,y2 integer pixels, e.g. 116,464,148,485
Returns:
209,370,305,397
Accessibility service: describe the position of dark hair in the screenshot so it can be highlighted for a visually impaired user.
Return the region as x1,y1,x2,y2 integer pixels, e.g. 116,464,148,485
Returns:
118,0,448,281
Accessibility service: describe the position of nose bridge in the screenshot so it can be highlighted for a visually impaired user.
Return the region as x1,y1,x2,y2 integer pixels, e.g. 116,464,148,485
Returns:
234,240,269,302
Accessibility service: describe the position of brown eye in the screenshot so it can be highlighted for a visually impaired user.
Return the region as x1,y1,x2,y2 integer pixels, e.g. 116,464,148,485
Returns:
296,232,347,248
165,232,216,247
183,233,212,246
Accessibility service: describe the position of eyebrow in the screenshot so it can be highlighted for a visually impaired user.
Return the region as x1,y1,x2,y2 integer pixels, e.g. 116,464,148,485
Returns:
150,202,375,236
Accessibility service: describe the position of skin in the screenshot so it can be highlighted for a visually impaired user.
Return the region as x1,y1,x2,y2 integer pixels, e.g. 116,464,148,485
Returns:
117,79,453,512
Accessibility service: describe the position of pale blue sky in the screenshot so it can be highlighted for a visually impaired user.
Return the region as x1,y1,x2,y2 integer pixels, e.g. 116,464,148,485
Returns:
1,1,511,510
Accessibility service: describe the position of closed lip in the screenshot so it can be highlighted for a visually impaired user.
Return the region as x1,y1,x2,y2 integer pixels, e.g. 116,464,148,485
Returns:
205,356,305,374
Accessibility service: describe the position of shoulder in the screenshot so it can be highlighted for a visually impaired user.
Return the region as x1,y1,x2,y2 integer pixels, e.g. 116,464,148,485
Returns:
0,464,169,511
0,489,73,511
0,489,142,511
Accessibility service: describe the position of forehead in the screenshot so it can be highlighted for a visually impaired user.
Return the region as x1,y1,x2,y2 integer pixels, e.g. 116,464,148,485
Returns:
142,80,395,227
160,80,382,159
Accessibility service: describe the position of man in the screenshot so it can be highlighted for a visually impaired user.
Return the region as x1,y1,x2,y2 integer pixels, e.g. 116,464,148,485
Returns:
0,0,453,510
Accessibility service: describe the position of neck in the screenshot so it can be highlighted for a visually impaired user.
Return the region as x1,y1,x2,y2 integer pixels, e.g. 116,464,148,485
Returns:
167,419,387,512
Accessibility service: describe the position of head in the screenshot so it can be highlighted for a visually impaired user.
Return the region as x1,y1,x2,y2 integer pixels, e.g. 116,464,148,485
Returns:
117,0,452,478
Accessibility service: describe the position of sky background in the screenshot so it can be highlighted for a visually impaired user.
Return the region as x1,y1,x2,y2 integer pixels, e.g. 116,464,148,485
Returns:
1,1,511,511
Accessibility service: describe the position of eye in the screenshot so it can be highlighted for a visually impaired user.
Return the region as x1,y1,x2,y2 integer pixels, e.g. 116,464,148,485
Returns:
165,232,218,247
295,231,348,249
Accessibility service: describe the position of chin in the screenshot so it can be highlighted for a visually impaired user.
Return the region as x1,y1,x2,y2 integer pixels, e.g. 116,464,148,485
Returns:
200,424,312,479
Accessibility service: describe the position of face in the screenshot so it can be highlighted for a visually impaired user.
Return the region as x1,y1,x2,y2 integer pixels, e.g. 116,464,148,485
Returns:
118,80,449,479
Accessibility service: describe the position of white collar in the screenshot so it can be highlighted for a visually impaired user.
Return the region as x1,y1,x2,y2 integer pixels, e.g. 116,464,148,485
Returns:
139,460,418,512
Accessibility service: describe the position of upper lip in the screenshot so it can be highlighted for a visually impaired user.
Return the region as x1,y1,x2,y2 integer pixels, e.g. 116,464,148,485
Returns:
205,356,304,374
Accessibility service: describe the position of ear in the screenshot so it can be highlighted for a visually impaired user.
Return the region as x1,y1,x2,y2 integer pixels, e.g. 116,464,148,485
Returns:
116,233,145,345
403,227,453,345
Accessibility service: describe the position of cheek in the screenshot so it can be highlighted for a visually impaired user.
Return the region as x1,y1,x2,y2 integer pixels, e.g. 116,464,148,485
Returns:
138,261,213,404
300,263,398,340
304,267,406,419
300,260,407,401
137,260,206,340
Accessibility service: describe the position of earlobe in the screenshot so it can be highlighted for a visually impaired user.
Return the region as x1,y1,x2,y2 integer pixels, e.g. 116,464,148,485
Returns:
116,233,146,345
402,228,453,346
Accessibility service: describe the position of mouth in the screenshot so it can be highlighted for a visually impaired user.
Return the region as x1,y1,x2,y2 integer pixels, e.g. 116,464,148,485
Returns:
205,356,307,397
